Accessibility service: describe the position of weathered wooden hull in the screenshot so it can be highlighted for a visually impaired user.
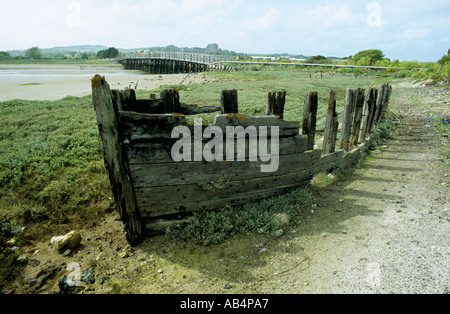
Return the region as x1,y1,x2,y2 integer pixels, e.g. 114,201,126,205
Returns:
91,75,392,245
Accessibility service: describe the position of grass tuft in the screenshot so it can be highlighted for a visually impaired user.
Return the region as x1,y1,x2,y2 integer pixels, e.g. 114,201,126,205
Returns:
166,188,314,245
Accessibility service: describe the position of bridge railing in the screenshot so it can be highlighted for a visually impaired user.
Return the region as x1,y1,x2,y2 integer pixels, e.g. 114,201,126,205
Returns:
119,51,233,64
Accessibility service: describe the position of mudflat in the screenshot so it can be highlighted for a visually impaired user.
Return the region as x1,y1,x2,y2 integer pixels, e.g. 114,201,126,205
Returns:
0,63,206,101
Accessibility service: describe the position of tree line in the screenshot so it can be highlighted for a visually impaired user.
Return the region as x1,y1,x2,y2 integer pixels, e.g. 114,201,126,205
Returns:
0,46,120,60
0,45,240,60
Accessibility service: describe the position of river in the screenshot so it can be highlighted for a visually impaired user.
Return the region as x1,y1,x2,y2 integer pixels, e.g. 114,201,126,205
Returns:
0,63,191,101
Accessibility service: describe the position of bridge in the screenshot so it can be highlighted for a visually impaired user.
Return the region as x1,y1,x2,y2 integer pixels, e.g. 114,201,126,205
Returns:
118,52,236,74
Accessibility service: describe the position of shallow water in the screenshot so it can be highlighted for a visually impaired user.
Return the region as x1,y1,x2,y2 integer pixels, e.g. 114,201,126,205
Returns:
0,64,189,101
0,67,143,79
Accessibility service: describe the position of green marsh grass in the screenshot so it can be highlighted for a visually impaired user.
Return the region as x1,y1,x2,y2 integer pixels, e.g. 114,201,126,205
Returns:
0,96,113,235
137,70,389,124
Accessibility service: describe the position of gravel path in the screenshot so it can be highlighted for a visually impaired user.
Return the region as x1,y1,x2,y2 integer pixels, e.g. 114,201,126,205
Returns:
258,82,449,294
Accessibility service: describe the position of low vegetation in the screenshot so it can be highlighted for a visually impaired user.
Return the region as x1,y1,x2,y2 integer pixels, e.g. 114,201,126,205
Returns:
0,96,113,235
167,189,314,245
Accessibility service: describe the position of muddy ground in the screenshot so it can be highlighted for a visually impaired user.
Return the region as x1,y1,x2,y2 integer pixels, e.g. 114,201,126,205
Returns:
5,80,449,294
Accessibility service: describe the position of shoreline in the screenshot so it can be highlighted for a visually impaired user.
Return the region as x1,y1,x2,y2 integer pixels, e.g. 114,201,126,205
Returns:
0,63,210,101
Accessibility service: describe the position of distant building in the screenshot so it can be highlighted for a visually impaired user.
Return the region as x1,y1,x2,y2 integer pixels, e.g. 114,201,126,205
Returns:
206,43,219,54
134,49,149,55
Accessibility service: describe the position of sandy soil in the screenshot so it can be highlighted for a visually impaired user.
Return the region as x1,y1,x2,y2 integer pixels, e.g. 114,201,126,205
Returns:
0,64,210,101
4,80,449,296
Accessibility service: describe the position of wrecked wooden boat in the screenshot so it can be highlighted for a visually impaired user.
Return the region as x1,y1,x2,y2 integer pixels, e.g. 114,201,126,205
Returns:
91,75,391,245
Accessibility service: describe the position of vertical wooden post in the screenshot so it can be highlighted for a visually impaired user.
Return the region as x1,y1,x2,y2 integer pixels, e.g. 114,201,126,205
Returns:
358,87,375,143
221,90,238,114
111,90,124,111
366,88,378,134
372,84,386,126
267,91,286,119
302,91,318,151
122,88,137,109
111,88,136,111
338,89,355,151
91,75,143,246
161,88,181,113
267,92,276,116
323,90,339,155
380,84,392,119
351,88,365,147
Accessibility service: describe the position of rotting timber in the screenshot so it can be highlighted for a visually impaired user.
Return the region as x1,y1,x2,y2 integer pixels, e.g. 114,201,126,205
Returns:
91,75,392,245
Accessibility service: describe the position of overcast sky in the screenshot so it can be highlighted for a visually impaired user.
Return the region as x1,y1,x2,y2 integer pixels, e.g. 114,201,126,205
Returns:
0,0,449,61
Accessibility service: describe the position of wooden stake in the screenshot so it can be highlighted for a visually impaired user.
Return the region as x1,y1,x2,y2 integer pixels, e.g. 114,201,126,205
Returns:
359,87,375,143
161,88,181,113
338,89,355,151
373,84,386,126
351,88,365,147
323,90,339,154
221,89,238,114
91,75,143,246
302,91,318,151
380,84,392,119
366,88,378,134
267,91,286,119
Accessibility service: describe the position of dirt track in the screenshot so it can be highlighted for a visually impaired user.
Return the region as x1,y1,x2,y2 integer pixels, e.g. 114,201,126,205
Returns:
9,81,449,294
271,84,449,293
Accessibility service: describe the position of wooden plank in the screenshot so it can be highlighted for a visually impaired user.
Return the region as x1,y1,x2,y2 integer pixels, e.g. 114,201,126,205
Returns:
129,149,321,188
137,150,343,218
378,83,389,122
127,134,311,164
334,141,370,171
91,75,143,245
141,183,311,220
322,90,339,155
380,84,392,119
213,114,300,137
119,111,189,142
128,99,163,113
351,88,365,148
146,217,195,235
179,104,222,115
302,91,318,151
366,88,378,134
267,92,276,117
267,91,286,119
372,84,386,126
214,114,299,129
338,89,354,151
359,87,376,143
119,112,300,142
119,98,221,115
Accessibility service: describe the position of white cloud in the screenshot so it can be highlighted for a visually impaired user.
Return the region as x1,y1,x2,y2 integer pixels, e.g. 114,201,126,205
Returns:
0,0,448,61
246,8,282,32
305,5,355,28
